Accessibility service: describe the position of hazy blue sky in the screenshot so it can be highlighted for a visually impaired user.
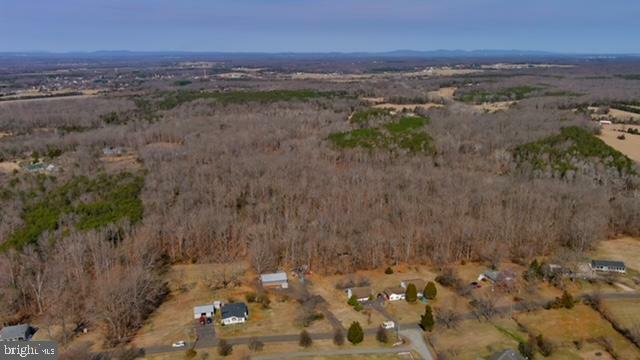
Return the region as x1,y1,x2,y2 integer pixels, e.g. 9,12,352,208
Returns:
1,0,639,53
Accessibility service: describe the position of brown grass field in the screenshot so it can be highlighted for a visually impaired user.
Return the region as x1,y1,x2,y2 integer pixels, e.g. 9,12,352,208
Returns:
514,304,640,359
598,125,640,162
593,237,640,272
430,317,526,359
600,299,640,330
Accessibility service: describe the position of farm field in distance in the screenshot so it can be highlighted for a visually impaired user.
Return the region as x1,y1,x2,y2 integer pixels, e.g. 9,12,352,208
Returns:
1,50,640,360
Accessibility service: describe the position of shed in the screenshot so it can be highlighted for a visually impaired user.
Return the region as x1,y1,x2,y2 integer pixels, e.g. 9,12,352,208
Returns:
260,272,288,289
590,260,626,273
193,304,215,319
0,324,36,341
221,303,249,325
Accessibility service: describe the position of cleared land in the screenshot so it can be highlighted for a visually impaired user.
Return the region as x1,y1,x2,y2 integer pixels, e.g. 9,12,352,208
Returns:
514,304,640,359
598,125,640,163
430,318,526,360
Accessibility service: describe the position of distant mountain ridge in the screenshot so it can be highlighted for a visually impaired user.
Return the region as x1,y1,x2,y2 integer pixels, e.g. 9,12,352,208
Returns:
0,49,639,60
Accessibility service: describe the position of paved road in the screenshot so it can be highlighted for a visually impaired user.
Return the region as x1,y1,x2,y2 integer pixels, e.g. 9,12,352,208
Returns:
142,290,640,357
253,346,413,360
400,328,435,360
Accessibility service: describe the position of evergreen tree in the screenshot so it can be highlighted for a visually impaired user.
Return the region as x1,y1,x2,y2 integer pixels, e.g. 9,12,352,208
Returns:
561,290,574,309
406,283,418,303
299,330,313,348
347,321,364,344
420,305,434,332
424,281,437,300
376,326,388,343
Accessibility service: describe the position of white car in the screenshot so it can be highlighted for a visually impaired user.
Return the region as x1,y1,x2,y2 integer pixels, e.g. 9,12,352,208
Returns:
382,321,395,329
172,341,186,348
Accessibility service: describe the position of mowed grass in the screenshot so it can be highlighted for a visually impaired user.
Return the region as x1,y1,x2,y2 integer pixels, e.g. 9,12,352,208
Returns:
430,318,526,360
514,304,640,359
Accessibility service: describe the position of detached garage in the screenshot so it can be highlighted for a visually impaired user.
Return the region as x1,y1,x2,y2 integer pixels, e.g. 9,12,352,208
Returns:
260,272,289,289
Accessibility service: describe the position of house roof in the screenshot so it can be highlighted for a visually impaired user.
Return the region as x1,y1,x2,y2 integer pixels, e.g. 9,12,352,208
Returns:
349,287,372,299
260,272,288,283
221,303,248,319
483,271,500,282
490,349,526,360
403,279,426,289
592,260,625,268
0,324,33,340
384,286,406,295
194,305,215,314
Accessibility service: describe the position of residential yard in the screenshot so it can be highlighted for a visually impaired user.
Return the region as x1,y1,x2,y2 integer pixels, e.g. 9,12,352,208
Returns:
132,263,331,348
429,317,526,359
216,297,333,338
514,304,640,359
593,237,640,273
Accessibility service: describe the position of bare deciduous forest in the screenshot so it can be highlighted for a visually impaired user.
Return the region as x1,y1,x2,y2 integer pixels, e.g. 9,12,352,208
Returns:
1,59,639,350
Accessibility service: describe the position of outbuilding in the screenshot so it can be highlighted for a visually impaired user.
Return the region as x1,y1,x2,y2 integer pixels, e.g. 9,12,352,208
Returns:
0,324,36,341
193,304,215,320
260,272,289,289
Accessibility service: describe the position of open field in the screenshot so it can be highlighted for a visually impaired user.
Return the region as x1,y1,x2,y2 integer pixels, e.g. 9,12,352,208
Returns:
598,125,640,162
430,317,526,359
593,237,640,272
514,304,640,359
600,298,640,330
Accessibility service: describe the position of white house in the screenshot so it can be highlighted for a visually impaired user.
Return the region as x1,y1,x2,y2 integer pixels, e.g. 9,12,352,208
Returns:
260,272,288,289
221,303,249,325
383,286,406,301
193,304,215,320
590,260,626,274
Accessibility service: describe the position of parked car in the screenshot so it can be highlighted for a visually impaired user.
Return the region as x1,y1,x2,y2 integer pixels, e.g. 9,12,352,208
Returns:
382,321,395,329
172,341,186,348
470,281,482,289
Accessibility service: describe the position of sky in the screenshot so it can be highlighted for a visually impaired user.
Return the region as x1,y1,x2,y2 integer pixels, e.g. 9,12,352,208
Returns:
1,0,639,53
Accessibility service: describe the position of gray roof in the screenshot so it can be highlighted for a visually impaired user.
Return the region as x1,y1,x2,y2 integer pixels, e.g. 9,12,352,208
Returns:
221,303,248,319
592,260,625,268
483,271,500,282
490,349,526,360
260,272,288,283
0,324,34,340
194,304,215,314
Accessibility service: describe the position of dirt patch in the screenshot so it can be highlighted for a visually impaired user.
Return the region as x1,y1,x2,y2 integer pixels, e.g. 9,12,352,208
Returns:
598,125,640,163
372,103,443,112
101,154,141,173
0,161,20,173
473,101,516,113
428,87,457,101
